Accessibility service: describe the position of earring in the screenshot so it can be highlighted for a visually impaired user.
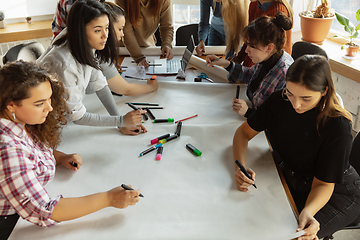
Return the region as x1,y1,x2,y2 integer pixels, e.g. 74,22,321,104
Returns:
12,112,16,121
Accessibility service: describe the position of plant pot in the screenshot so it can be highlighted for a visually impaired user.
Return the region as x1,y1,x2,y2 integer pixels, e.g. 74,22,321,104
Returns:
346,45,359,57
0,20,5,29
299,12,335,45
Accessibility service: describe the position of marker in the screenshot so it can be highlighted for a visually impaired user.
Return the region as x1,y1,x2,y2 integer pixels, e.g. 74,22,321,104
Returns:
120,66,128,68
148,64,162,66
175,121,182,136
121,184,144,197
235,160,257,189
147,106,164,109
236,85,240,99
139,143,162,157
175,114,198,124
70,162,78,167
150,133,170,145
127,103,140,111
154,118,174,123
125,75,148,80
186,143,202,156
211,56,222,62
156,146,163,160
142,112,149,121
159,134,178,144
127,102,159,106
145,108,156,120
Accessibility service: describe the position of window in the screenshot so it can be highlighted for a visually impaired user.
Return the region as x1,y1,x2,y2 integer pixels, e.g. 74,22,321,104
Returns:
1,0,57,20
330,0,360,38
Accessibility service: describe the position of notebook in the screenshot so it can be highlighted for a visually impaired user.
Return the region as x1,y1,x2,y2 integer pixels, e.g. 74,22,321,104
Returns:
152,35,195,75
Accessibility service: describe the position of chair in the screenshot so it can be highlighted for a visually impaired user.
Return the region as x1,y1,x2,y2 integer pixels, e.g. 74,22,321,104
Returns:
323,131,360,240
154,27,162,46
291,41,329,61
2,42,45,64
175,23,199,46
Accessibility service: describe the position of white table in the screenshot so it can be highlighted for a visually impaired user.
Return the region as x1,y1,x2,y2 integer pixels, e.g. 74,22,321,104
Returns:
10,82,300,240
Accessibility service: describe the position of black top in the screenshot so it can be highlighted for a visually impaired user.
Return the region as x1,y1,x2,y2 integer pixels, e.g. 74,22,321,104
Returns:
247,90,352,184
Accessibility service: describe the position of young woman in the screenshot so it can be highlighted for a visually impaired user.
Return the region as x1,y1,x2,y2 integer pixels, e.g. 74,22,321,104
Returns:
206,12,293,117
51,0,159,97
0,61,141,240
115,0,174,68
39,0,146,135
232,55,360,239
195,0,249,59
232,0,293,67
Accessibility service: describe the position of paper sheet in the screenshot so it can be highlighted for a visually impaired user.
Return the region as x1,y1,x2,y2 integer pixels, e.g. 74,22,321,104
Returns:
118,46,226,56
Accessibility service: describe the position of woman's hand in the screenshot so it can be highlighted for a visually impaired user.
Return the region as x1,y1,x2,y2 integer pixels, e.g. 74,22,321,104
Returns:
195,40,206,56
57,152,82,172
119,124,147,135
206,55,230,68
232,98,249,116
146,78,159,92
161,46,174,60
297,209,320,240
124,109,146,126
107,185,141,209
138,59,150,69
234,166,256,192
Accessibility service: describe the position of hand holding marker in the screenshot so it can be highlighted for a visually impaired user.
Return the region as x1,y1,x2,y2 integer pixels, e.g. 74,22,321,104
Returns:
121,184,144,197
236,85,240,99
235,160,257,189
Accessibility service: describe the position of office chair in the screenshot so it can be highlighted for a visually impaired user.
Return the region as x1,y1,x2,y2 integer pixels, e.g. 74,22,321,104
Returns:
175,23,199,46
3,41,45,64
154,27,162,46
291,41,329,61
323,131,360,240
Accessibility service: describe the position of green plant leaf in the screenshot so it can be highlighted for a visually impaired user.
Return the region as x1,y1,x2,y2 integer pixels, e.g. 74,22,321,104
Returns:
356,9,360,22
356,23,360,31
335,12,349,27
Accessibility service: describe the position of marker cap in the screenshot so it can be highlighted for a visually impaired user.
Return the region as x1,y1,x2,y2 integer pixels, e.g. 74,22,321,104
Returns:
186,143,202,156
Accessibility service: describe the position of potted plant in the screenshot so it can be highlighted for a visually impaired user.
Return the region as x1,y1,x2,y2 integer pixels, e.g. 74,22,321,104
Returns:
335,9,360,57
26,17,32,24
299,0,335,45
0,10,5,29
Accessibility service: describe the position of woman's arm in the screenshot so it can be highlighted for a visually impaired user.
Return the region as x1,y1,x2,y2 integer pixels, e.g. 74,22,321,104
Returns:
159,0,174,51
53,149,82,171
233,121,260,191
107,74,158,96
50,186,141,222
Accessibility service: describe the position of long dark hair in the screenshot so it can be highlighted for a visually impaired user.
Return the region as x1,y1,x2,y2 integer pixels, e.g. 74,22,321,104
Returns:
54,0,118,69
0,60,68,149
123,0,161,27
103,1,125,23
286,55,352,130
243,12,292,51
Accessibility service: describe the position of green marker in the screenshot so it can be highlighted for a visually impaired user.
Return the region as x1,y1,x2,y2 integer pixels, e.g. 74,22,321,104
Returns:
186,143,202,156
153,118,174,123
159,134,178,144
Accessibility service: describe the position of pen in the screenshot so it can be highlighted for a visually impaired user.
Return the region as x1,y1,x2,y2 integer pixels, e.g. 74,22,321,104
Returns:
211,56,222,62
121,184,144,197
127,102,159,106
175,114,198,123
139,143,162,157
236,85,240,99
235,160,257,189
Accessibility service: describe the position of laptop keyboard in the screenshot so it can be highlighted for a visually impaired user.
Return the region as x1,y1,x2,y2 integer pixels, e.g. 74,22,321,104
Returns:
166,59,181,73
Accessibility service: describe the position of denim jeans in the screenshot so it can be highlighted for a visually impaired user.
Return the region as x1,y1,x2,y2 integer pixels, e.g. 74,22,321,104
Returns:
207,26,234,59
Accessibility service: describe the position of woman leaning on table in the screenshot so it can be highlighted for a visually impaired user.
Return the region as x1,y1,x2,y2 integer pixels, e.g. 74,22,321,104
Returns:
232,55,360,239
207,12,293,118
115,0,174,68
0,61,141,240
38,0,146,135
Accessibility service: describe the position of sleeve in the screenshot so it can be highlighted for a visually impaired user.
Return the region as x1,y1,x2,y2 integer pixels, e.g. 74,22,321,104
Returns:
227,62,255,84
122,14,146,63
73,112,125,127
96,86,120,116
100,62,119,80
52,0,68,38
315,118,353,184
198,0,211,42
0,145,60,227
159,0,174,50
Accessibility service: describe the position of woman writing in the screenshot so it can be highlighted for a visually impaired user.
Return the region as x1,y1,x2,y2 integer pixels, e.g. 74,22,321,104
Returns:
115,0,174,68
0,61,141,240
39,0,146,135
196,0,249,59
232,0,293,67
233,55,360,239
207,12,293,117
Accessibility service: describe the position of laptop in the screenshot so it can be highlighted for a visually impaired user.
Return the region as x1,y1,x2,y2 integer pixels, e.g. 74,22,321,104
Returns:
152,35,195,75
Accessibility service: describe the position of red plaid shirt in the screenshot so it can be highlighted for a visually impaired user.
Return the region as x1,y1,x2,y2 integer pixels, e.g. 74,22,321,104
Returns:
0,118,61,227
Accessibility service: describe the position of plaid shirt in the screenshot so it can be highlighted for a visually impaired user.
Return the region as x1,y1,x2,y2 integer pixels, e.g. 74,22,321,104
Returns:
52,0,77,38
0,118,61,227
227,51,293,109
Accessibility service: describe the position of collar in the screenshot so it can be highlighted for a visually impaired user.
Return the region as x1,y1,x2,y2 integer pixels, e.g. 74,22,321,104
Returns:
257,1,273,12
259,49,283,66
0,118,26,138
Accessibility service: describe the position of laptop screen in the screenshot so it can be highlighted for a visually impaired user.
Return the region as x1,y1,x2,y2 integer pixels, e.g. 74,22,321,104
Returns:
181,35,195,72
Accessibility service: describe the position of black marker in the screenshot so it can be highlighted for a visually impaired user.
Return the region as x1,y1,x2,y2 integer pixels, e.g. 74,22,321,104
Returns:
127,103,139,111
147,106,164,109
121,184,144,197
186,143,202,156
235,160,257,189
143,112,149,121
139,143,162,157
158,134,178,144
145,108,156,120
127,102,159,106
156,146,163,160
236,85,240,99
70,162,78,167
154,118,174,123
150,133,170,144
175,121,182,136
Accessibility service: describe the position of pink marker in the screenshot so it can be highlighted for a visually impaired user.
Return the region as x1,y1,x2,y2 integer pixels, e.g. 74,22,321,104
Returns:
150,133,170,145
156,146,163,160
